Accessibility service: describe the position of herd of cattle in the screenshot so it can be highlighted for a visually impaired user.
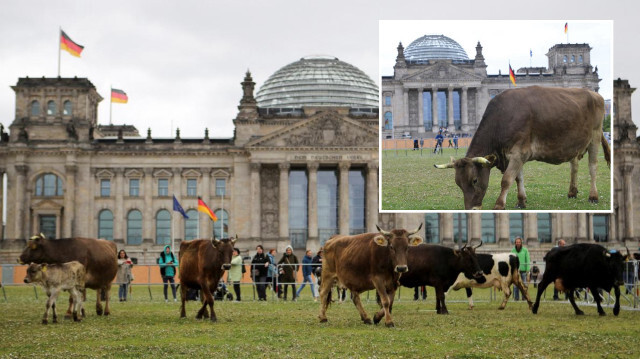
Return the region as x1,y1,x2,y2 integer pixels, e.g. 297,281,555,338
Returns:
15,224,633,327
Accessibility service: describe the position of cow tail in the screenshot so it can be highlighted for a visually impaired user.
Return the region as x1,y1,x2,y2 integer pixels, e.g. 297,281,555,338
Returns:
601,132,611,168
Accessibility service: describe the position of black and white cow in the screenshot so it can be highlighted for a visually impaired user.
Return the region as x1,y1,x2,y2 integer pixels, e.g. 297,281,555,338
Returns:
449,253,533,310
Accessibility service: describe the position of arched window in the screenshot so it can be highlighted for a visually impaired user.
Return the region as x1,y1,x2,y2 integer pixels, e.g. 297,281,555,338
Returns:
570,55,575,63
184,209,198,241
563,55,568,63
156,210,171,245
31,100,40,116
35,173,64,196
384,111,393,130
213,209,228,239
127,210,143,245
98,210,114,241
63,100,72,116
47,101,57,115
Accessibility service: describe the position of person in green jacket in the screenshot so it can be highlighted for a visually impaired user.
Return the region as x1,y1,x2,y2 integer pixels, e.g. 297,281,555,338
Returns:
511,237,530,301
158,245,178,303
227,248,243,301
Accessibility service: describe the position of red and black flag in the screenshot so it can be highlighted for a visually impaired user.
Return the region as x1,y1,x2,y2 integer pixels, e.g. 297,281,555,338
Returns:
60,30,84,57
509,64,516,86
111,88,128,104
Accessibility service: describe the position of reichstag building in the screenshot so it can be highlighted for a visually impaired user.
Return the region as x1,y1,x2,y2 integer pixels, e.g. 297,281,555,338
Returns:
0,50,637,265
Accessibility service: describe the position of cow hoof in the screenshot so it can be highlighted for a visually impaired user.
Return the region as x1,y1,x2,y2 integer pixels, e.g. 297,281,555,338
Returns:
64,314,72,320
599,311,606,316
96,309,103,316
498,306,505,310
568,193,577,199
104,311,110,316
210,317,217,323
363,318,372,325
42,319,48,325
575,310,584,316
614,306,620,316
373,315,382,325
516,202,526,209
319,318,328,323
589,198,599,204
385,322,395,328
468,306,474,310
52,318,58,324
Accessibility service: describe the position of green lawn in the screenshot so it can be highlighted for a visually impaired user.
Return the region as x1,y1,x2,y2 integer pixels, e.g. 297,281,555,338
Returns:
1,284,638,358
381,148,612,211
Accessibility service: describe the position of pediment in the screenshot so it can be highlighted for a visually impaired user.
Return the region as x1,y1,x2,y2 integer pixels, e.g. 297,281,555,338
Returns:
95,169,114,178
404,63,481,82
211,169,231,178
153,168,172,178
182,169,202,178
246,110,378,148
31,199,64,211
124,169,143,178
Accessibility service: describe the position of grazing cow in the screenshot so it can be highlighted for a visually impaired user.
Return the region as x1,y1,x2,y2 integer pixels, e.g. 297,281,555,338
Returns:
449,253,533,310
178,236,236,322
532,243,630,316
435,86,610,210
400,242,483,314
23,261,85,324
18,234,117,317
318,224,423,327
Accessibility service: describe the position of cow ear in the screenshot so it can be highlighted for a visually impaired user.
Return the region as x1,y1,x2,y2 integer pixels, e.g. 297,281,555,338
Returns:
409,235,423,246
373,235,388,247
483,155,496,168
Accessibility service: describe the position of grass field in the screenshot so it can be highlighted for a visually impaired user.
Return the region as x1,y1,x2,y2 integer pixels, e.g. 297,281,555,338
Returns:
381,148,612,211
1,284,639,358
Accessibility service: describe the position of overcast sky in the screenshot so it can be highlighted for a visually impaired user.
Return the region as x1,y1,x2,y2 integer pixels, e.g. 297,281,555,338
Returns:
1,0,639,138
380,20,613,102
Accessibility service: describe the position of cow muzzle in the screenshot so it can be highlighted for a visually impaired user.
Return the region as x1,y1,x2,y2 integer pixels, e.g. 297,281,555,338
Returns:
17,259,24,265
23,278,30,284
222,264,231,270
395,265,408,273
473,271,484,278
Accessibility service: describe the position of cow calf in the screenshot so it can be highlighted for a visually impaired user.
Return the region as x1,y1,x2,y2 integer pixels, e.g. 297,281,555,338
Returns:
24,261,86,324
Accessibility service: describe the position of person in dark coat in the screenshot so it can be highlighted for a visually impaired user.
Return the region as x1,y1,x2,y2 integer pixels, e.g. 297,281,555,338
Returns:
251,245,271,301
278,245,299,301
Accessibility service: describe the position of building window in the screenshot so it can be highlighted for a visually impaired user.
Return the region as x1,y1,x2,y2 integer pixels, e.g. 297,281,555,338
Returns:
437,91,447,128
289,169,308,249
47,101,57,115
481,213,496,243
184,209,198,241
158,178,169,197
318,169,338,246
453,90,461,130
213,209,228,239
509,213,524,242
100,179,111,197
127,210,143,245
384,112,393,130
215,178,226,196
35,173,64,197
563,55,568,63
63,100,72,116
593,214,609,242
571,55,575,63
385,95,391,106
39,215,57,239
453,213,468,244
30,100,40,116
98,210,113,241
423,91,432,130
186,179,197,197
537,213,552,243
349,169,365,235
579,55,583,63
129,179,140,197
156,210,171,245
424,213,439,243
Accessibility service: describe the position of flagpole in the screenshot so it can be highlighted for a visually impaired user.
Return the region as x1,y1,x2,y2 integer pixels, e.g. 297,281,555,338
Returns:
57,27,61,77
171,209,175,255
221,193,224,238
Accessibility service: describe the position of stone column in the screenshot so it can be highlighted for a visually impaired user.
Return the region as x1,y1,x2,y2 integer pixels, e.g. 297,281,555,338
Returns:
338,162,350,235
307,163,319,242
447,87,455,132
441,213,454,246
525,213,538,247
497,213,511,246
622,165,635,242
200,168,211,238
469,213,482,244
143,168,154,241
250,163,261,240
61,164,76,238
366,162,378,233
576,213,588,243
417,88,425,133
279,163,290,239
431,87,439,132
113,167,124,242
403,89,409,128
14,165,28,240
461,87,469,131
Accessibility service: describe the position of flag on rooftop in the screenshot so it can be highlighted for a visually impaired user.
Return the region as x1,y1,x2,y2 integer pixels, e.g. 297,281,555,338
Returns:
60,30,84,57
198,197,218,222
509,64,516,86
111,88,128,104
564,22,568,34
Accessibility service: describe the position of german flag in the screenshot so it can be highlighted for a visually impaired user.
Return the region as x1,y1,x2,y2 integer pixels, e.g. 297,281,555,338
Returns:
60,30,84,57
197,197,218,222
564,22,568,34
111,88,128,104
509,64,516,87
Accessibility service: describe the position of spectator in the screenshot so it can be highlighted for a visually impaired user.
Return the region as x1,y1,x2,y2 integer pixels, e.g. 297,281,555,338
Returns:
251,245,270,301
116,249,133,302
553,239,566,300
414,285,427,301
228,248,242,301
530,261,540,288
296,250,318,301
312,249,323,287
413,138,419,150
434,132,444,154
419,138,424,149
511,237,530,301
448,138,453,147
278,245,299,301
158,245,178,303
267,248,280,298
453,134,459,149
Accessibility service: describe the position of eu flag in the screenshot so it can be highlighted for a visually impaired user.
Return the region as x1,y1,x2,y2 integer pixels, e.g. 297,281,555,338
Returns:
173,195,189,219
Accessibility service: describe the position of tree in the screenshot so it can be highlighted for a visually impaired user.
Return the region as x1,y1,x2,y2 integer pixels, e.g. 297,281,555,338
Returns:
602,115,611,132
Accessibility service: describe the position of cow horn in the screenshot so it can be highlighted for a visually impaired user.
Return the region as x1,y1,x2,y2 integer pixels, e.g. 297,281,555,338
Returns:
231,234,238,244
434,160,455,169
474,240,483,249
461,243,467,250
376,224,390,236
408,223,423,236
471,157,491,165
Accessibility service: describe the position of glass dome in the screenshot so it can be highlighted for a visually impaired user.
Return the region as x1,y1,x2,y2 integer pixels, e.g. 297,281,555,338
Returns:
404,35,469,62
256,56,379,108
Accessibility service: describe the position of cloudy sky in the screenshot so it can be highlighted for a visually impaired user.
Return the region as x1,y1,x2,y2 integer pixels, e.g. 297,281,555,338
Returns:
1,0,639,138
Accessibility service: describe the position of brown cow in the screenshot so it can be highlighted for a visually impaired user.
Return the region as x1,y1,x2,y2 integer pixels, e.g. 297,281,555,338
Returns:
24,261,85,324
318,224,423,327
178,236,236,321
18,234,117,317
435,86,610,210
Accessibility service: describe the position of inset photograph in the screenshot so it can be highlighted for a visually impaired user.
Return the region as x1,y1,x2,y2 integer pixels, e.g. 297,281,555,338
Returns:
380,20,613,211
